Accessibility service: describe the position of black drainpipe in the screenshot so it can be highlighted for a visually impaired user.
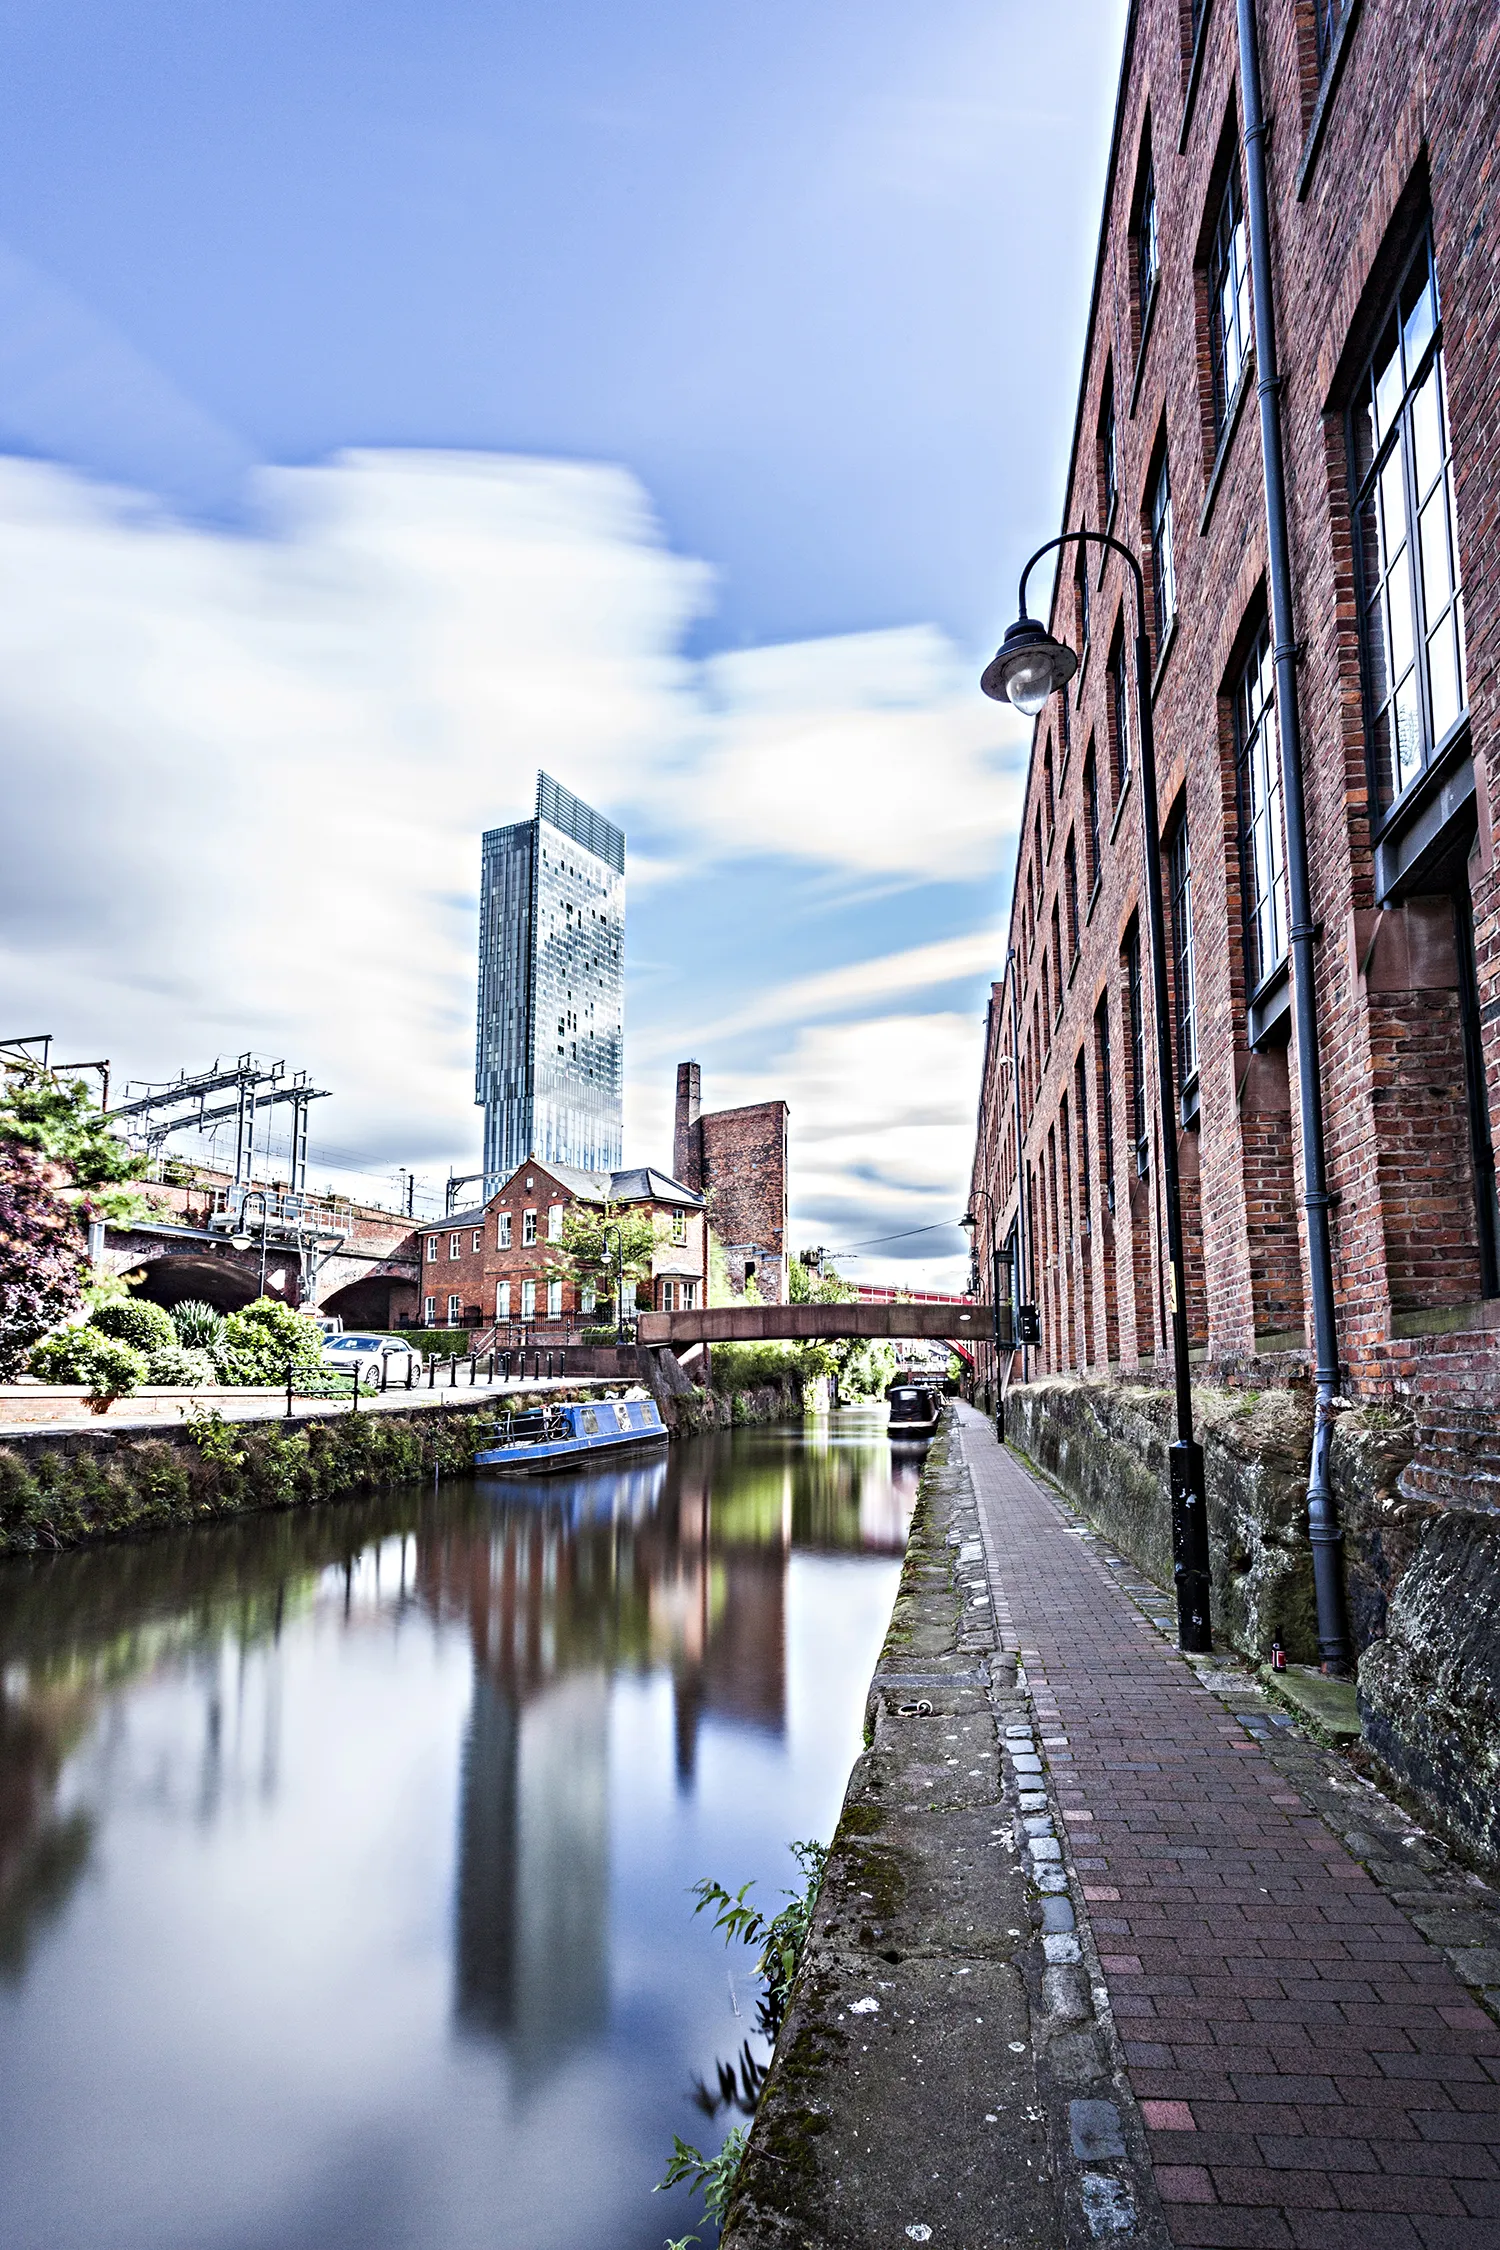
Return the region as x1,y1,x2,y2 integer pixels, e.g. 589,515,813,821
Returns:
1235,0,1350,1670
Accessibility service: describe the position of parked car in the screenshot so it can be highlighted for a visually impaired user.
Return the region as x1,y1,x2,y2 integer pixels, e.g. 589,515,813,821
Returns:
320,1333,423,1389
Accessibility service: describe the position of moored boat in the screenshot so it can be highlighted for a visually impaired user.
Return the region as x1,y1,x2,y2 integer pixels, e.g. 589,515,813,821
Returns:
885,1382,943,1439
474,1395,668,1475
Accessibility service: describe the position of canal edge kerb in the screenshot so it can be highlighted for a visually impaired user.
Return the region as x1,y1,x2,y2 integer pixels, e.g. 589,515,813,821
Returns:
721,1413,1173,2249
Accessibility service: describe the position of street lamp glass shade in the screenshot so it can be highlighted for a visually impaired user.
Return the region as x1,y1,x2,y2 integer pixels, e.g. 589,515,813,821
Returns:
979,618,1079,716
230,1232,253,1250
960,1212,978,1232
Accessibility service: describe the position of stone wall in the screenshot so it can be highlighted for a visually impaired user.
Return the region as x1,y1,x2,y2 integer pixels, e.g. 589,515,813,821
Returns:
1005,1374,1500,1876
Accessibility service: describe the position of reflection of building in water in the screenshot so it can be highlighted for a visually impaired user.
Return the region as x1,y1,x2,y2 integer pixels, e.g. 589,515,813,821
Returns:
431,1432,908,2047
662,1459,786,1790
454,1668,608,2067
0,1678,95,1976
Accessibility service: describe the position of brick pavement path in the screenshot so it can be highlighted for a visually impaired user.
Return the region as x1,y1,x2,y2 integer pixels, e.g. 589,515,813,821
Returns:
957,1405,1500,2249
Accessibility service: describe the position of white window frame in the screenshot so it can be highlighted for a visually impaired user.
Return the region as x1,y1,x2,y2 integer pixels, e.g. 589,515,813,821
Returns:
521,1278,536,1320
425,1237,437,1262
670,1210,687,1244
447,1293,462,1324
523,1209,537,1246
547,1277,562,1318
547,1204,564,1242
496,1281,511,1320
497,1210,512,1249
448,1232,460,1261
423,1295,436,1323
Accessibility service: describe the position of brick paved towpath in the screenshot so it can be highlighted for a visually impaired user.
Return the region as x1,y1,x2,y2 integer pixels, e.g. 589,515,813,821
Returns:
959,1404,1500,2250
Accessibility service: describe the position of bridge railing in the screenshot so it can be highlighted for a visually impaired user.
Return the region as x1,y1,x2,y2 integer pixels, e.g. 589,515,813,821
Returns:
210,1186,355,1236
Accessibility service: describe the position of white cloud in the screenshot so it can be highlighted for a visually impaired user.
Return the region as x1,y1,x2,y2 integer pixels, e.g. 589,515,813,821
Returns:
634,927,1004,1061
0,448,1011,1235
678,1011,985,1293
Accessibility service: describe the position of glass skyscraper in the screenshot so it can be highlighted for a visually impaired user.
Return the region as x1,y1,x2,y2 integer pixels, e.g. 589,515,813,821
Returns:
476,773,625,1191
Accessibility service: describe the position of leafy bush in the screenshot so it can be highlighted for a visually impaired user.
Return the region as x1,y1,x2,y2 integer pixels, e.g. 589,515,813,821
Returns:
220,1298,325,1386
709,1341,833,1397
171,1299,229,1365
91,1297,176,1355
145,1343,219,1387
29,1326,149,1398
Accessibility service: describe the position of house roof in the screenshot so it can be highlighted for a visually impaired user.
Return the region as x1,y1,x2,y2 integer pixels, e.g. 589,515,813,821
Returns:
421,1157,705,1233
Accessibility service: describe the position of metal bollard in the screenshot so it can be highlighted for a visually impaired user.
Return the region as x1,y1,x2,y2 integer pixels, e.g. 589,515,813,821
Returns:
449,1355,457,1388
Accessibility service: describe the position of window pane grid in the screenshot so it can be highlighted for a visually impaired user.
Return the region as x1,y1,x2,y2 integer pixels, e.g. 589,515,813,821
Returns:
1209,166,1251,436
1236,623,1287,993
1316,0,1348,70
1152,457,1176,643
1168,822,1198,1086
1350,234,1467,810
1138,160,1158,328
1126,927,1148,1173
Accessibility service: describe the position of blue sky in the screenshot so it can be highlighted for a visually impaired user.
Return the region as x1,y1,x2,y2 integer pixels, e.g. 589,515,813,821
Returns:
0,0,1125,1279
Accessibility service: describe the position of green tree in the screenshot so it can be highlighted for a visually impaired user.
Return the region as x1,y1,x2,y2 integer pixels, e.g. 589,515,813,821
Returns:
0,1142,86,1377
555,1200,657,1312
0,1066,144,1191
789,1250,856,1305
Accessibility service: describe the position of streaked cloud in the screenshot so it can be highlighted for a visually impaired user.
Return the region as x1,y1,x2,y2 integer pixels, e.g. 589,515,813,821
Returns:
0,448,1012,1246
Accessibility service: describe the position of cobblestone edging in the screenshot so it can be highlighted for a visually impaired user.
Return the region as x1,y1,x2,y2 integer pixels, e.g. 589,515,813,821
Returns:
1007,1441,1500,2025
721,1420,1169,2249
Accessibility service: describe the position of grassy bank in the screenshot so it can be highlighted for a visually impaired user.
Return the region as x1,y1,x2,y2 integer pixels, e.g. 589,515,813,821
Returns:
0,1402,514,1558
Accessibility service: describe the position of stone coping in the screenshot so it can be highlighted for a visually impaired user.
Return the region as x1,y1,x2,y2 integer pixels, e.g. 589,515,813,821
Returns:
0,1375,628,1436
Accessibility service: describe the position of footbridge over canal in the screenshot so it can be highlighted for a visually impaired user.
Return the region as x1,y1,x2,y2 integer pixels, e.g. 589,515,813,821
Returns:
636,1301,994,1352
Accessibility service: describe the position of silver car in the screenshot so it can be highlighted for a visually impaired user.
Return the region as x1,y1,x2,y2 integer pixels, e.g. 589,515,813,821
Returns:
320,1333,423,1390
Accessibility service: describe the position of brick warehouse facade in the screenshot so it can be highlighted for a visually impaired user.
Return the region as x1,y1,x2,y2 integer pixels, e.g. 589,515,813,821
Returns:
673,1062,790,1304
971,0,1500,1413
416,1158,707,1332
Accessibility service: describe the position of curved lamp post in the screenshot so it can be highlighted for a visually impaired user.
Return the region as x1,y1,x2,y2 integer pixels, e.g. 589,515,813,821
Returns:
981,531,1212,1655
230,1188,273,1298
600,1224,627,1346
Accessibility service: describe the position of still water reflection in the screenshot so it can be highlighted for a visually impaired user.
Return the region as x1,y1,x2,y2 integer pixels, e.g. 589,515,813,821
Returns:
0,1415,915,2250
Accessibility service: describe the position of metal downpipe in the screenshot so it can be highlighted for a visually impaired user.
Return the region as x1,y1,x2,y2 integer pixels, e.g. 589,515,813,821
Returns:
1235,0,1350,1669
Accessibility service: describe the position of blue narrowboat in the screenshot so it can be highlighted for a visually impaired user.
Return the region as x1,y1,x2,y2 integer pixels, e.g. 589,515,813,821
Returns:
473,1395,668,1475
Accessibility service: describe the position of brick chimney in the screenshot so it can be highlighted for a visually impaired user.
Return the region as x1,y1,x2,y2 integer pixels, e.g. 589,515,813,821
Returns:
674,1061,703,1190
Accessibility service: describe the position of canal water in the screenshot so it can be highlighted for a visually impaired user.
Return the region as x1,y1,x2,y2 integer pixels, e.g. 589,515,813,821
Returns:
0,1414,917,2250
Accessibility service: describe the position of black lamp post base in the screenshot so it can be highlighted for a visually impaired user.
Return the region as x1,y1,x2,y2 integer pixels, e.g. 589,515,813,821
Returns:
1170,1437,1213,1654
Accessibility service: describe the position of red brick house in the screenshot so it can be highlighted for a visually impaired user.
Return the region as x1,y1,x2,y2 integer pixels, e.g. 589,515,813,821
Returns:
416,1157,707,1332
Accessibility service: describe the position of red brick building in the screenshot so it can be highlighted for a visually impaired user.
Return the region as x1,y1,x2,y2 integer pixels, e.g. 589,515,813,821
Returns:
416,1158,707,1332
972,0,1500,1410
673,1063,790,1303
